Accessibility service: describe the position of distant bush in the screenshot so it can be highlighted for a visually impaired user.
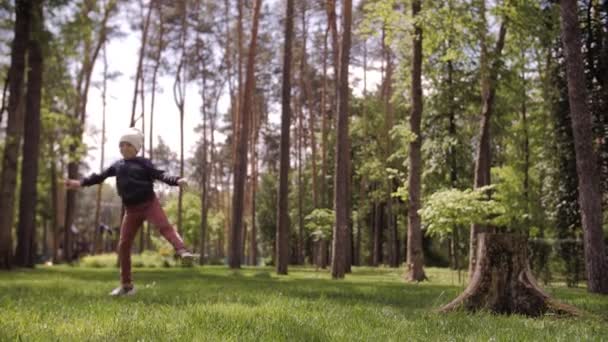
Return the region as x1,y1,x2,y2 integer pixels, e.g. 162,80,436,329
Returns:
81,251,176,268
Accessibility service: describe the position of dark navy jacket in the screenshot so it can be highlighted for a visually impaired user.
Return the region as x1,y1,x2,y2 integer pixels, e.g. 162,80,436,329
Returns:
81,157,180,206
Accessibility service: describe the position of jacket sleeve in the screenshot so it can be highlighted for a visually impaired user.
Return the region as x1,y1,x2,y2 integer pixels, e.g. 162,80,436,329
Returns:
147,161,180,186
80,164,116,186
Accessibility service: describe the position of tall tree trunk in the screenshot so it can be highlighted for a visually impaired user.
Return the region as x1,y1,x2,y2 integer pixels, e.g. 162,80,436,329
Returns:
15,0,43,268
300,2,318,211
0,0,31,270
372,201,383,266
250,112,259,265
198,19,209,264
94,43,109,255
139,67,147,253
321,25,329,209
172,1,187,235
233,0,244,164
230,0,262,269
382,25,398,268
331,0,352,279
521,61,530,236
468,11,507,278
405,0,426,282
447,59,460,272
0,76,8,125
559,0,608,294
599,1,608,198
326,0,339,109
147,0,164,250
297,99,305,265
50,151,59,263
129,0,153,127
277,0,294,275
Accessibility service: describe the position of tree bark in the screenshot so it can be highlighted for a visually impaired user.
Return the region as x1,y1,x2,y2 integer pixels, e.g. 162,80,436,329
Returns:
93,43,109,255
468,15,507,278
300,2,318,211
440,234,580,316
321,25,329,209
249,115,259,265
0,0,31,270
559,0,608,293
521,61,530,236
15,0,43,268
172,1,187,235
129,0,153,127
405,0,426,282
331,0,352,279
447,59,460,272
372,201,383,266
297,97,305,265
230,0,262,269
381,25,398,269
277,0,294,275
198,9,209,264
50,151,59,263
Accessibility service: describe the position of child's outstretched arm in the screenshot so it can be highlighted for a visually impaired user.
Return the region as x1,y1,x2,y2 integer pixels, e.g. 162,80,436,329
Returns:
66,164,117,190
147,162,187,187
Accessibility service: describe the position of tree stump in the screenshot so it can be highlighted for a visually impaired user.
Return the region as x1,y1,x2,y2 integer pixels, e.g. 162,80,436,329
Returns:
439,233,580,317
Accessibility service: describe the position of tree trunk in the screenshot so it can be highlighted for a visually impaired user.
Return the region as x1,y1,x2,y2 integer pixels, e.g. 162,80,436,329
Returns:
139,67,147,253
250,124,258,266
276,0,293,275
199,22,209,264
0,0,31,270
93,43,109,255
469,16,507,278
373,201,383,266
381,25,398,269
297,99,305,265
440,234,579,316
321,25,329,209
230,0,262,269
331,0,352,279
521,62,530,236
559,0,608,293
447,58,460,272
300,3,318,211
50,153,59,263
172,1,187,235
129,0,153,127
0,76,8,125
405,0,426,282
147,0,164,250
15,0,43,268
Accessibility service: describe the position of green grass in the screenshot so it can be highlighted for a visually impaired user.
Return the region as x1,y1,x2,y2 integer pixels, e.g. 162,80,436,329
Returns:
0,265,607,341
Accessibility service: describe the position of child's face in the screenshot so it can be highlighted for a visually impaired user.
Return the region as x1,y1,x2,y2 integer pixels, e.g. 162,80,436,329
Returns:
119,142,138,159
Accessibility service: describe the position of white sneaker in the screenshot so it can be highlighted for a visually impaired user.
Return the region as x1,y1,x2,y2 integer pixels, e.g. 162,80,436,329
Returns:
176,249,198,266
109,286,136,297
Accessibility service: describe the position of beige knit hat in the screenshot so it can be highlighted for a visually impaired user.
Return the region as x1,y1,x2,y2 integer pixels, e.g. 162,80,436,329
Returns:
119,127,144,151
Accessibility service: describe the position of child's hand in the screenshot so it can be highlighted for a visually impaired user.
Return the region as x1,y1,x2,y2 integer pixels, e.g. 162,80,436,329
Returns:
177,178,188,187
64,179,81,190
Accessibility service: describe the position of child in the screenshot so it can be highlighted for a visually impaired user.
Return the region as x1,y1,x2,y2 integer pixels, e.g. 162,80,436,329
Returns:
65,127,195,296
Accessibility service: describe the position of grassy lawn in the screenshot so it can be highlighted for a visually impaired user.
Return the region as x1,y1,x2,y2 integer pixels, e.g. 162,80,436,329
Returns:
1,265,607,341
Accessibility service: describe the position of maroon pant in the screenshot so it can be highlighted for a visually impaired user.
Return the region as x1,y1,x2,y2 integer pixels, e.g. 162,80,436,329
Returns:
118,195,185,286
